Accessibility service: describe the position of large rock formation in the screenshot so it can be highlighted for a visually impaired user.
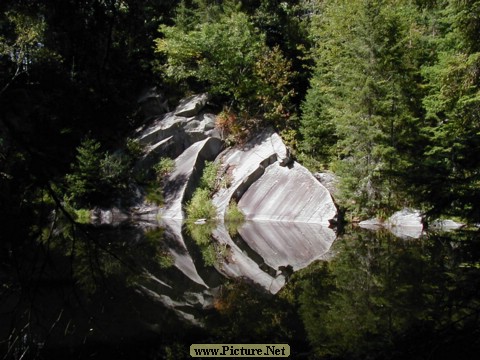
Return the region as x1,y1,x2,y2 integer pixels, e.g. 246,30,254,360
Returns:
239,162,336,225
135,93,220,170
212,129,337,225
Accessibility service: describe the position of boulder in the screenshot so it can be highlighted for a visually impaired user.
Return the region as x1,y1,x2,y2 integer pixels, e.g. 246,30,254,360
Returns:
212,129,336,225
135,95,220,167
175,93,210,117
430,219,464,232
385,208,424,239
212,130,282,218
238,162,337,226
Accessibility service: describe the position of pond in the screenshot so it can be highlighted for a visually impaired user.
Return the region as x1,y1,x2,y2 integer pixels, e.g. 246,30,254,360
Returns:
2,219,480,360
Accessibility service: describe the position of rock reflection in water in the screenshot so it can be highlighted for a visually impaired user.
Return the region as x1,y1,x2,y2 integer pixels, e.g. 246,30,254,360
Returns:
157,219,336,300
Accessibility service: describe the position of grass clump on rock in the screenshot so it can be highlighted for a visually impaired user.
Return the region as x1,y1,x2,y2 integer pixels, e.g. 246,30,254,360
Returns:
186,188,217,220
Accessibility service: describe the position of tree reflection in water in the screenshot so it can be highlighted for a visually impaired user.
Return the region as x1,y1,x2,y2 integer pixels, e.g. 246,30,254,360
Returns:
2,220,480,360
293,229,480,359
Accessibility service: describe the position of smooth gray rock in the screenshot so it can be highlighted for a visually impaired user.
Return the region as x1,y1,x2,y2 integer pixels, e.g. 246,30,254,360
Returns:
430,219,464,232
385,208,424,239
175,93,210,117
160,137,223,220
239,162,337,226
135,96,220,165
212,129,336,225
212,130,281,218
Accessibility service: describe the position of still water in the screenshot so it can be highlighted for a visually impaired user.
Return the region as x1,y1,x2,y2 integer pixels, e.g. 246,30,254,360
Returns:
2,219,480,359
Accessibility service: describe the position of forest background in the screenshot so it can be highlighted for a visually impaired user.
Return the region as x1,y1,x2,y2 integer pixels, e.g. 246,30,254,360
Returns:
2,0,480,250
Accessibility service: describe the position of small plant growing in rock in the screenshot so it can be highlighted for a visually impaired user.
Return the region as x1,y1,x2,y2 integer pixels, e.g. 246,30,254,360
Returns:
186,188,217,220
154,157,175,181
199,160,220,192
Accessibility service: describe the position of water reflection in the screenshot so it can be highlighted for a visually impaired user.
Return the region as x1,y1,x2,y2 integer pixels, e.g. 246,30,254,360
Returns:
294,229,480,359
2,219,480,359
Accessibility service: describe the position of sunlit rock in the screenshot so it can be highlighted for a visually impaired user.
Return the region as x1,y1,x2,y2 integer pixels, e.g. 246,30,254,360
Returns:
430,219,464,232
175,93,210,117
239,162,337,225
386,208,424,239
212,129,337,224
135,94,220,167
212,130,280,218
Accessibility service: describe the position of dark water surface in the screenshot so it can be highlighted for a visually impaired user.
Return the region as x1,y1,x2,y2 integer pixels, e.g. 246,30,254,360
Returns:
2,220,480,359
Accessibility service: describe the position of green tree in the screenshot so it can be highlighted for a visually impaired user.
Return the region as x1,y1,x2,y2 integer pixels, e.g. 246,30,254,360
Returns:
418,0,480,220
155,0,295,129
66,138,131,207
300,0,429,216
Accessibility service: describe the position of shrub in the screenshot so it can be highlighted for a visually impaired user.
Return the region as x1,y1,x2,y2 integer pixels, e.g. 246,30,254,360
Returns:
186,188,217,220
145,183,163,205
74,208,91,224
199,161,220,192
154,157,175,181
225,200,244,223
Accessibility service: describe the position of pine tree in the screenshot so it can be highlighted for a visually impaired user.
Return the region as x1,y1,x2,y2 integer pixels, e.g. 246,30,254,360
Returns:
301,0,428,216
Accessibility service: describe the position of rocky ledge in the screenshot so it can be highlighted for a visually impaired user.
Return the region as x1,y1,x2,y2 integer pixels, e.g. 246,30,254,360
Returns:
133,93,338,225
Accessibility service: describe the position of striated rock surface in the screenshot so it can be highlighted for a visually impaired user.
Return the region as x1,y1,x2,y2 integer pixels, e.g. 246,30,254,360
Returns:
175,93,210,117
212,129,337,225
239,162,337,225
212,130,282,218
135,93,219,169
160,137,223,220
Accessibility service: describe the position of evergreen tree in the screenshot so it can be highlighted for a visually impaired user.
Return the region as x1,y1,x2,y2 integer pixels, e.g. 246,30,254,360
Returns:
301,0,429,216
419,0,480,220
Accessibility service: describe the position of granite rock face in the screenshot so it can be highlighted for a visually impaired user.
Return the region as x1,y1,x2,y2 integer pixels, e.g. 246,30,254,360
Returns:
239,162,336,225
135,93,220,169
212,129,337,225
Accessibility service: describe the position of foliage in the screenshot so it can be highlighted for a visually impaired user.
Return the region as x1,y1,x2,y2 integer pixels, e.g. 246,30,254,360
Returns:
185,188,217,220
73,208,91,224
415,0,480,220
225,200,245,236
145,183,164,205
65,138,132,207
300,0,430,217
290,229,480,359
155,1,296,129
154,157,175,180
199,160,219,191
